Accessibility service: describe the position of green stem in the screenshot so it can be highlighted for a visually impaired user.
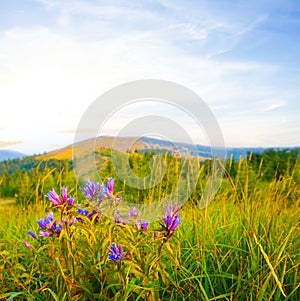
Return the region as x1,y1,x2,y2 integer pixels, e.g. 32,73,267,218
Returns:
65,220,76,282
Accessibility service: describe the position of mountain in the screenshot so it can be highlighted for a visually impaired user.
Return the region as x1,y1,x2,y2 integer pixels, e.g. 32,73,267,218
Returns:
37,136,267,161
0,150,26,162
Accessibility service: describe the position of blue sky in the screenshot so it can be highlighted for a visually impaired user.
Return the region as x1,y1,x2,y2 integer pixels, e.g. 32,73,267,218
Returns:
0,0,299,154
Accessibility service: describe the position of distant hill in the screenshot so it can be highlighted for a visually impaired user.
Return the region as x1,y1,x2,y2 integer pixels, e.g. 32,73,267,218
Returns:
0,137,298,178
37,135,267,161
0,150,26,162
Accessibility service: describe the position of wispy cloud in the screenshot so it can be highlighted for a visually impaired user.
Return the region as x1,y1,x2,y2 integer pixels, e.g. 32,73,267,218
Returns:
0,0,299,152
235,15,269,37
262,100,288,112
58,129,96,134
0,141,23,148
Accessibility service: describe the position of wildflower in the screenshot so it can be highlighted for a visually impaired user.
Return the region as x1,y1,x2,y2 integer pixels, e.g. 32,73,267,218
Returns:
140,220,149,231
27,230,37,239
116,195,122,203
135,219,149,231
77,207,100,222
46,190,61,206
37,212,54,229
108,243,129,262
114,216,129,225
101,182,113,199
128,207,140,219
163,214,181,232
62,187,68,203
77,207,89,216
80,180,100,201
114,210,128,225
40,231,52,237
56,223,63,234
107,177,114,194
37,212,62,236
88,210,98,220
23,240,31,249
68,196,75,211
161,204,181,239
46,187,75,211
100,177,122,201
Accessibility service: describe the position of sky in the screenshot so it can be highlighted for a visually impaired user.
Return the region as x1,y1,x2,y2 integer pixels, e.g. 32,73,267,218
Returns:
0,0,300,155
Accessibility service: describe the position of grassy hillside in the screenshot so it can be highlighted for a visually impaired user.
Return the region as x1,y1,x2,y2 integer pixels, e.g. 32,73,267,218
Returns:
0,149,299,300
35,136,276,162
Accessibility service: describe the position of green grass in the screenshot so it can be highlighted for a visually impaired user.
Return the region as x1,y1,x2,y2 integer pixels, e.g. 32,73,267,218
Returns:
0,164,299,301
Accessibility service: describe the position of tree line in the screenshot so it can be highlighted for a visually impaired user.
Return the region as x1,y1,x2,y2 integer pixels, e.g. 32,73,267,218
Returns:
0,147,299,207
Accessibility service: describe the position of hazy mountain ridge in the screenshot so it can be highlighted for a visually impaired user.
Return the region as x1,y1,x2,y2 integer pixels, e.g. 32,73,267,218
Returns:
139,137,267,160
0,150,26,162
2,136,297,163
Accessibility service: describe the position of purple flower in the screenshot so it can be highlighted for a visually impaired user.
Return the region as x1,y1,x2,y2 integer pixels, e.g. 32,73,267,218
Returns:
100,178,122,201
165,203,181,217
88,210,98,220
116,195,122,203
114,211,128,225
108,243,129,262
40,231,52,237
140,220,149,231
46,190,61,206
37,212,54,229
37,212,62,236
135,219,149,231
114,216,128,224
101,183,113,199
163,214,181,232
56,223,62,234
161,204,181,238
68,196,75,211
114,217,122,224
28,230,37,239
23,240,31,249
46,187,75,211
77,208,89,216
77,207,100,222
80,180,100,201
128,207,140,219
107,177,114,193
62,187,68,203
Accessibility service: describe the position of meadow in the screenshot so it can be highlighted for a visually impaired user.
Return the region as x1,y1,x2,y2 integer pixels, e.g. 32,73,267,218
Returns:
0,150,299,300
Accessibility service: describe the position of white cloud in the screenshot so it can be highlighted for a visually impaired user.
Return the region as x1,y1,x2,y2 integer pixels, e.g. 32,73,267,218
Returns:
0,1,299,153
0,25,296,152
262,99,288,112
0,141,23,148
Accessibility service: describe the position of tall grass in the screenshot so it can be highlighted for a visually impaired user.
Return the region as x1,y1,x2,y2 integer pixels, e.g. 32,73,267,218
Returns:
0,157,299,301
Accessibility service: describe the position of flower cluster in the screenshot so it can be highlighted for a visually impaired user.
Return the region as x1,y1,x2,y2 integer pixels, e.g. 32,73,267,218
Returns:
127,207,149,231
77,207,99,222
78,178,123,217
37,212,63,236
23,212,63,249
24,187,76,250
23,177,182,269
